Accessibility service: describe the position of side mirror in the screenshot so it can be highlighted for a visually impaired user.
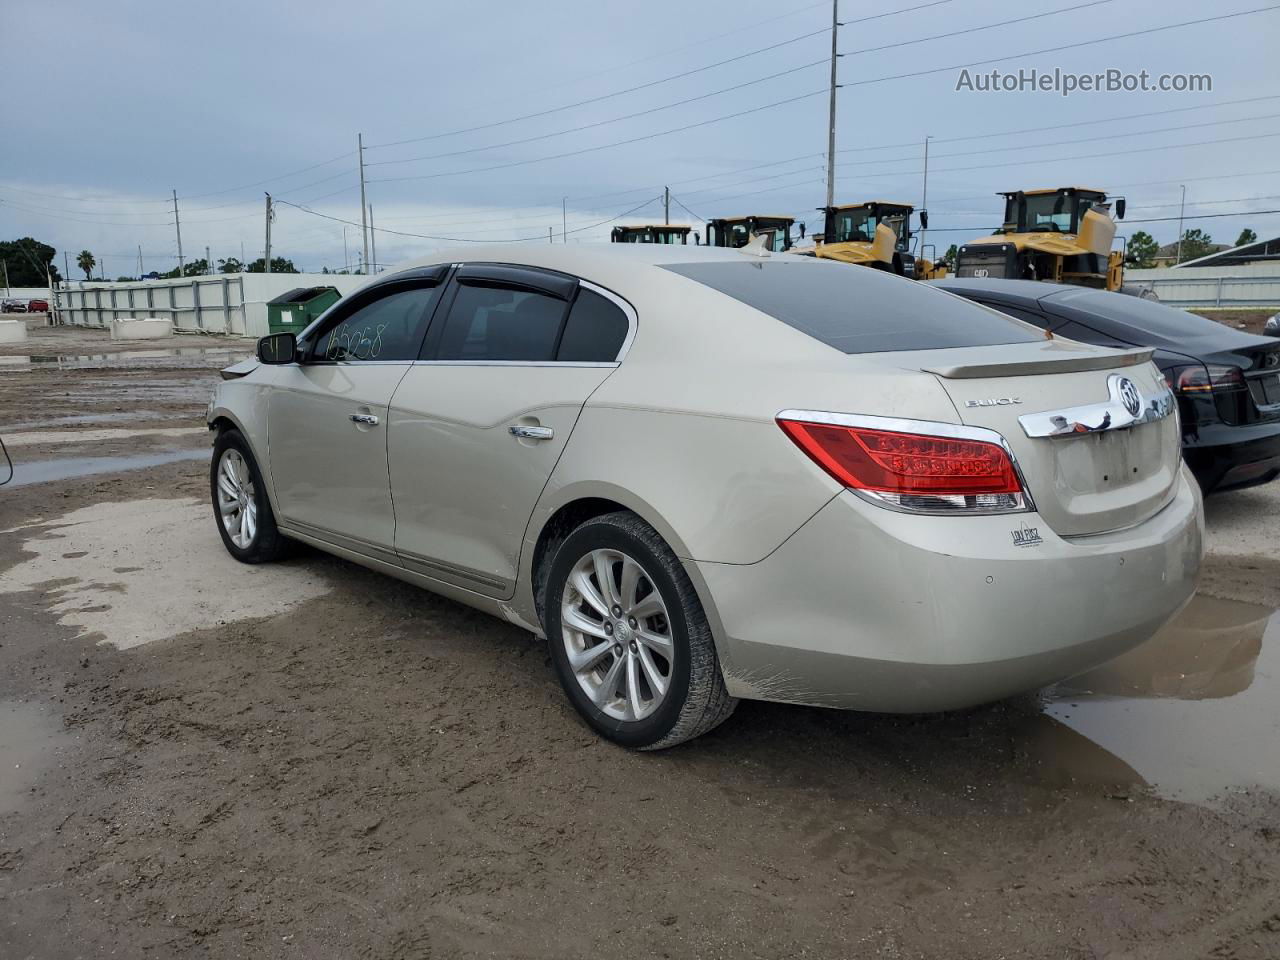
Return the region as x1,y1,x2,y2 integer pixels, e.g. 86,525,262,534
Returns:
919,210,929,230
257,332,296,364
1115,198,1126,220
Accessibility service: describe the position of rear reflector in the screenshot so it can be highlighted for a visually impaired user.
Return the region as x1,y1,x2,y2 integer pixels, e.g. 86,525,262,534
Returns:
778,417,1029,514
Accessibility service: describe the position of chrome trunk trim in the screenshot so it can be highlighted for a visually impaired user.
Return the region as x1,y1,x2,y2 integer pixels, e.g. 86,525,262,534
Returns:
1019,374,1176,439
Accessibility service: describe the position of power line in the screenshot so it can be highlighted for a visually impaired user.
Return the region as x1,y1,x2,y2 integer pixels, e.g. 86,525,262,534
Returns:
837,110,1280,170
840,0,1113,58
367,61,829,169
836,93,1280,156
367,32,831,152
367,0,1096,174
842,5,1280,88
273,195,662,243
367,0,965,152
918,209,1280,233
179,151,355,200
369,89,827,185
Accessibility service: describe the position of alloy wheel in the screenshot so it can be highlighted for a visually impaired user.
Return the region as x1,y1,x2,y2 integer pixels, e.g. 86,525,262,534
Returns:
560,548,675,722
216,448,258,550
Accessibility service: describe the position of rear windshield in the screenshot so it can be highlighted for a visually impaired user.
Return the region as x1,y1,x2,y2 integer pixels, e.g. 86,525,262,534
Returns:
662,259,1041,354
1047,287,1232,339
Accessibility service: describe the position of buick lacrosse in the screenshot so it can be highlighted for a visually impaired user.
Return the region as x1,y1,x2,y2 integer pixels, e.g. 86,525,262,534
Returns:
208,245,1203,749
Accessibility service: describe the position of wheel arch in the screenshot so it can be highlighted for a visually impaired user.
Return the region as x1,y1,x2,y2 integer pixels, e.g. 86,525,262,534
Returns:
520,482,729,660
208,406,282,515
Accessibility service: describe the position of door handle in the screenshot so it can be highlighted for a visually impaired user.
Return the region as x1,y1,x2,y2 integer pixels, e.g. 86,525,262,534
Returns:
350,413,380,426
509,424,553,440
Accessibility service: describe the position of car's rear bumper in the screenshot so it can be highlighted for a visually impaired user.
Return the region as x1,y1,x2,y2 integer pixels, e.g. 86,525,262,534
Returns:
1183,419,1280,494
694,467,1203,713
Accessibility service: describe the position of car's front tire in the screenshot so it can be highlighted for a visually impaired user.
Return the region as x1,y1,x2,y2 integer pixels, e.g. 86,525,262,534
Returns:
544,512,736,750
211,429,290,564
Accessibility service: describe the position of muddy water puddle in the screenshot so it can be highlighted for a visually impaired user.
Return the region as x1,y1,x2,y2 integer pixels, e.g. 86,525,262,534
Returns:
4,449,206,486
1037,594,1279,804
0,346,249,370
4,410,173,430
0,701,68,815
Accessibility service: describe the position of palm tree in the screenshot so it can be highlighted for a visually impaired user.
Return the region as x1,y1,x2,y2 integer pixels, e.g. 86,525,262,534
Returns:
76,250,96,280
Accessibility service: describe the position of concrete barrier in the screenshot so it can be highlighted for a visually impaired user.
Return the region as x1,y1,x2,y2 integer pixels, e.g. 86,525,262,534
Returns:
0,319,27,343
111,317,174,340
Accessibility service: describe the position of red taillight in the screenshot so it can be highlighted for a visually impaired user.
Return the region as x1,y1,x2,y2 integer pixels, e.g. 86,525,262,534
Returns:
778,419,1023,498
1170,364,1245,394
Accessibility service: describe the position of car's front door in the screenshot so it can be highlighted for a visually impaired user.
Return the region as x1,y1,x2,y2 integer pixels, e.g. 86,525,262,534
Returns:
388,264,633,598
266,269,446,561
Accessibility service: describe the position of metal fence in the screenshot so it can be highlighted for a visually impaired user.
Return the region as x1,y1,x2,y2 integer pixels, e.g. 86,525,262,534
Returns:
1124,274,1280,309
54,273,368,337
56,276,250,335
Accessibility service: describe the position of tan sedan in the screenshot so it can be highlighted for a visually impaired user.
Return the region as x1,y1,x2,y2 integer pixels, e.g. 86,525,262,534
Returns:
208,244,1202,749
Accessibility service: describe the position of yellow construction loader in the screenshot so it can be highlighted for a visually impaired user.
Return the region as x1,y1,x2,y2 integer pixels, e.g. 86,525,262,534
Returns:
810,202,945,279
610,224,693,244
704,215,800,252
953,187,1127,290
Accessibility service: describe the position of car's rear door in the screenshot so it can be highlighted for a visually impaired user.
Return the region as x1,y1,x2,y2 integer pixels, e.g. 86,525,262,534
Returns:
388,264,632,598
266,269,446,559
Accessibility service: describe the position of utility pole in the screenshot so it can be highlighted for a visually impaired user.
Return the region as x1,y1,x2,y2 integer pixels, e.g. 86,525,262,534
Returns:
358,133,370,275
2,259,9,297
562,197,567,243
172,189,185,276
137,244,143,277
824,0,839,211
264,193,273,275
368,205,377,274
1175,184,1187,264
664,186,670,225
64,251,70,283
920,135,932,257
548,227,553,244
205,245,211,275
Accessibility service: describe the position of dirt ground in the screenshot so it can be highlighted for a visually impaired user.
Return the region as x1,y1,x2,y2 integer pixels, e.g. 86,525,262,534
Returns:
1191,309,1276,336
1,326,1279,959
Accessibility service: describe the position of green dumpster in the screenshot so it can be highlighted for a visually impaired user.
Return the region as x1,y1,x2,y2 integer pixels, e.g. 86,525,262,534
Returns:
266,286,341,335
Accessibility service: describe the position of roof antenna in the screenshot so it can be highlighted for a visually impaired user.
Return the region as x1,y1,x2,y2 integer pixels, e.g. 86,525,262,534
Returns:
740,233,771,258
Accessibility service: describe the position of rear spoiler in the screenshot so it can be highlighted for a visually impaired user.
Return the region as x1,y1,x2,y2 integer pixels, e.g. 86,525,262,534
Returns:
924,348,1154,379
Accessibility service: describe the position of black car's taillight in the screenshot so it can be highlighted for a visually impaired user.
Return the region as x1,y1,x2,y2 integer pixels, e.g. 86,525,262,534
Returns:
1164,363,1250,426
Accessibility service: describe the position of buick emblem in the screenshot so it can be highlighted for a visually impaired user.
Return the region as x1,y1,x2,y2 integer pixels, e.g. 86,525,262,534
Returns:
1117,377,1142,417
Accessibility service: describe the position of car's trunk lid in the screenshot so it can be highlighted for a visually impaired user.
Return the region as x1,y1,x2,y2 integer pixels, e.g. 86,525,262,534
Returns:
904,341,1180,537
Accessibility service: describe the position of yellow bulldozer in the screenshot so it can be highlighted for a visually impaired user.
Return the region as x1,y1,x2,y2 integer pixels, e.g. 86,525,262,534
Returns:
704,215,801,252
610,224,693,244
952,187,1128,290
810,202,946,279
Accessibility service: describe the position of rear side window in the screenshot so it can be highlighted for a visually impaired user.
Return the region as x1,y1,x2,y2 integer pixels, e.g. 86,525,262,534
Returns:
435,284,567,361
662,260,1041,354
557,288,629,362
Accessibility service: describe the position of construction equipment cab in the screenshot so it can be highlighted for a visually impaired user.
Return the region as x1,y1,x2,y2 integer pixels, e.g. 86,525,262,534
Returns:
610,224,693,244
954,187,1127,290
705,216,798,252
811,201,942,278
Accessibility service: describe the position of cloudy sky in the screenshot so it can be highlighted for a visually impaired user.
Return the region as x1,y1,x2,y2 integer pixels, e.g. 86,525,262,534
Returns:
4,0,1279,277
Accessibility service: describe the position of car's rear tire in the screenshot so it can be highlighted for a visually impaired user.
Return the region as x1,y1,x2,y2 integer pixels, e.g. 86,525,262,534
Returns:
210,428,290,564
544,512,736,750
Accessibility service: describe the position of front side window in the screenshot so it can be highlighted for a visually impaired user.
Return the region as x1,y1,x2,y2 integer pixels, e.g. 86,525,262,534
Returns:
313,285,439,361
435,283,568,361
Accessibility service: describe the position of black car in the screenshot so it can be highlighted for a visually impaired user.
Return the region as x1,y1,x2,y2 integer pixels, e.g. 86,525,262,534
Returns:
931,278,1280,494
